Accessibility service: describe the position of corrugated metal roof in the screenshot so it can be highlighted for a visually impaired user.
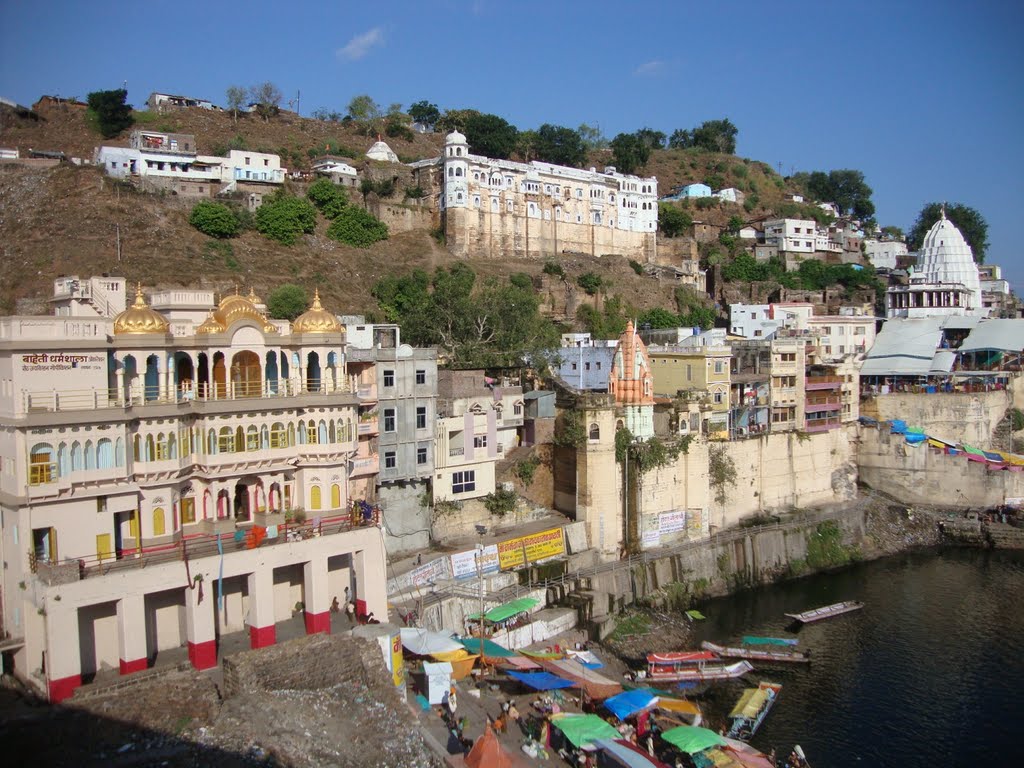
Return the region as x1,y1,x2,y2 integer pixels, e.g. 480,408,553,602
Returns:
959,319,1024,353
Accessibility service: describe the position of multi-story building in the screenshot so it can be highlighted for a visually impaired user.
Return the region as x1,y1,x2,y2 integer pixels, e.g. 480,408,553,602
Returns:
767,337,806,432
648,338,732,438
433,371,524,502
764,218,817,254
800,310,876,362
344,320,438,554
411,131,658,262
979,265,1016,317
0,281,386,702
863,236,908,271
804,365,846,433
96,131,285,206
552,334,617,392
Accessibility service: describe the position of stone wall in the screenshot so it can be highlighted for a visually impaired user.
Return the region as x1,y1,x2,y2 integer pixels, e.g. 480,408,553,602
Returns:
860,389,1013,449
379,480,431,555
430,497,554,543
367,200,434,233
857,424,1024,507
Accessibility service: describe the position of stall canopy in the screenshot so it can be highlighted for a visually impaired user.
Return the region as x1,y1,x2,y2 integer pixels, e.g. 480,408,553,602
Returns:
467,597,540,622
507,670,576,691
550,713,621,749
603,689,658,720
660,725,725,755
460,637,515,657
591,738,671,768
400,628,463,656
537,658,623,699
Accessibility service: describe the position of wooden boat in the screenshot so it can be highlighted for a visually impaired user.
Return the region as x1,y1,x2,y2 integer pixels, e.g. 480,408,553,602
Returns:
701,640,810,664
645,652,753,682
726,682,782,741
784,600,864,624
742,635,798,647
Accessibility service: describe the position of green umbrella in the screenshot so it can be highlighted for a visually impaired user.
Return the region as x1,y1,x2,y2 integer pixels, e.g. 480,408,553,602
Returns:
467,597,540,623
660,725,725,755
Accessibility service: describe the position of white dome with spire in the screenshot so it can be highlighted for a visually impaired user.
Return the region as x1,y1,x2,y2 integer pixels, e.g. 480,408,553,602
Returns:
915,208,981,308
445,130,467,145
366,140,399,163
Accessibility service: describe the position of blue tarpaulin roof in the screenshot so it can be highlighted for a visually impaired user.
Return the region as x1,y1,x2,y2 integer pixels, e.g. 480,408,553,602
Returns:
603,689,657,720
507,670,576,691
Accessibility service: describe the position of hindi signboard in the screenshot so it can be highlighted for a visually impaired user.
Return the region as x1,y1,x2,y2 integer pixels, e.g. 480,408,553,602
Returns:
497,527,565,570
450,544,499,579
658,510,687,536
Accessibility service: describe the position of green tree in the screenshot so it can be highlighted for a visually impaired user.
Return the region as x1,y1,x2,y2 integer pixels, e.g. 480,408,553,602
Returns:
464,112,519,159
577,295,628,339
510,272,533,291
346,94,380,122
637,308,680,329
610,132,651,175
248,82,282,121
86,89,133,138
267,284,309,320
326,206,389,247
658,204,692,237
805,169,874,219
880,225,905,240
635,127,667,150
531,124,587,167
189,201,240,238
371,269,431,324
306,178,348,218
577,272,604,296
577,122,607,150
668,128,691,149
908,202,989,263
255,194,317,245
435,108,480,133
516,130,539,162
409,100,440,127
225,85,247,123
690,119,738,153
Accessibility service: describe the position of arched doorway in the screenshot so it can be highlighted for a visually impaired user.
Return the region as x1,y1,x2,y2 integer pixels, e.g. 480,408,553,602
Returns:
174,353,195,399
269,482,281,511
306,351,321,393
265,351,279,394
217,489,230,519
231,351,262,398
144,355,160,402
212,353,227,399
121,355,138,403
233,482,250,521
197,353,210,398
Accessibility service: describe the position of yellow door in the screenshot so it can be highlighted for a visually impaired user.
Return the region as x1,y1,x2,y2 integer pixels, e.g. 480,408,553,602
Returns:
130,510,139,540
153,508,165,536
330,484,341,509
310,486,322,510
96,533,113,562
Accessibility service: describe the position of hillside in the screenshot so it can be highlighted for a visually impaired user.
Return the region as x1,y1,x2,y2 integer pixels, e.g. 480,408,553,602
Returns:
0,99,825,319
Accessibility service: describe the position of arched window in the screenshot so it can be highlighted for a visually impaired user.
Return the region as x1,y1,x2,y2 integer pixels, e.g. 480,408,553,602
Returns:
261,424,270,449
71,441,83,471
310,485,322,510
115,438,125,466
331,483,341,509
297,420,307,444
97,439,113,469
329,420,336,443
167,432,177,459
207,429,217,455
133,435,141,462
448,167,454,178
153,508,166,537
288,423,296,446
145,435,155,461
589,423,601,441
218,426,235,453
58,443,69,476
246,425,259,451
455,167,463,177
318,419,328,444
84,440,95,469
28,443,55,485
271,422,286,448
235,426,244,452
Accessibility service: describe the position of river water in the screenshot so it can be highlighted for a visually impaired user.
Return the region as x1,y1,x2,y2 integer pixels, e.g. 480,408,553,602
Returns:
686,548,1024,766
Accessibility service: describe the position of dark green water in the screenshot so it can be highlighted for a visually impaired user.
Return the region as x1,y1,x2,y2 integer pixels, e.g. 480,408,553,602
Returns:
687,548,1024,766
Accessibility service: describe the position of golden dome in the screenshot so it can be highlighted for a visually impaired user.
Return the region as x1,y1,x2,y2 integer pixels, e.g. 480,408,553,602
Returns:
207,288,277,333
195,311,226,335
292,290,343,334
247,287,264,306
113,285,170,335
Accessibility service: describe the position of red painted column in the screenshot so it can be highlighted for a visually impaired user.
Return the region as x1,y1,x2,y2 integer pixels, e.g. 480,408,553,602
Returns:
246,568,276,649
185,579,217,670
45,607,82,702
303,557,331,636
117,594,147,676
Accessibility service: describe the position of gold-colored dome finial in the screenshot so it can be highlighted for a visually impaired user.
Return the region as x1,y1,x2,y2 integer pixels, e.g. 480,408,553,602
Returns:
292,289,343,334
113,283,170,335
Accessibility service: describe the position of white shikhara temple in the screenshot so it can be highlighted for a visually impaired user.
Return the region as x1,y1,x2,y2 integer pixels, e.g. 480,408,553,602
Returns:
887,209,986,319
0,279,386,702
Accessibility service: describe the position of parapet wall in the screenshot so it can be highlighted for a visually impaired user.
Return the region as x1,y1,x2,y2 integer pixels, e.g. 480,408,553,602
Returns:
860,389,1013,449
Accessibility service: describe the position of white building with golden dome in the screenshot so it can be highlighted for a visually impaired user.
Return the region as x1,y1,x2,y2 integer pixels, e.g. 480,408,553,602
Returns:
0,279,386,703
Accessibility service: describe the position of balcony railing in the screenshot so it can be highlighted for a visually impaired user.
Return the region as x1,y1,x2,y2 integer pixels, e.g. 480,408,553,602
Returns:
350,455,379,476
806,376,843,391
358,419,379,435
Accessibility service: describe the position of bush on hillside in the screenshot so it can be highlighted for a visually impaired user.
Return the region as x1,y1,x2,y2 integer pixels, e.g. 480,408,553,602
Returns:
255,195,317,245
189,201,241,238
306,178,348,218
326,206,389,247
267,284,309,321
658,204,693,238
86,89,134,138
542,262,565,277
577,272,603,296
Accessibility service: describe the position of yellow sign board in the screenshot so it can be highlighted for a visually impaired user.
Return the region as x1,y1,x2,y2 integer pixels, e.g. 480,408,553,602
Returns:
498,527,565,570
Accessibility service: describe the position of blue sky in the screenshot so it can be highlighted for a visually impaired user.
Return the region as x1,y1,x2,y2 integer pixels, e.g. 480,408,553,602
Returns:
2,0,1022,288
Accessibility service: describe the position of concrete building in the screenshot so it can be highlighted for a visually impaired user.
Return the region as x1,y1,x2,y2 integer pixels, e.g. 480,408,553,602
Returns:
344,320,438,554
432,371,523,502
764,218,817,254
887,210,985,319
979,264,1015,317
715,187,745,204
51,275,127,318
863,237,908,271
411,131,658,262
147,92,219,111
661,183,712,201
729,303,787,340
0,282,387,702
312,156,360,188
648,337,731,438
